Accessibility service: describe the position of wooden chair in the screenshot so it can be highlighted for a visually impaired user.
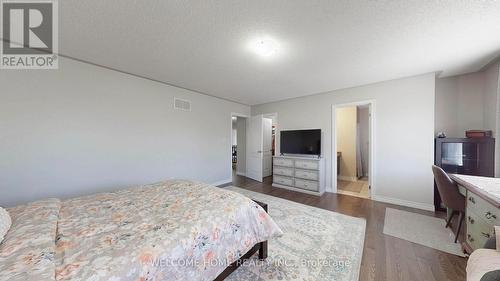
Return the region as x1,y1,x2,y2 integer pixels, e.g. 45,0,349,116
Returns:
432,165,466,243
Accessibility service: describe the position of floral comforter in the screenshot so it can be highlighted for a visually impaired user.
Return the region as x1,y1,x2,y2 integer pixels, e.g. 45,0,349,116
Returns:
0,198,61,281
0,180,283,281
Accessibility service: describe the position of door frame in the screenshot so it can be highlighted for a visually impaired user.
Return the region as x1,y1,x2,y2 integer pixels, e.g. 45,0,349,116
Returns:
230,112,249,178
331,100,376,197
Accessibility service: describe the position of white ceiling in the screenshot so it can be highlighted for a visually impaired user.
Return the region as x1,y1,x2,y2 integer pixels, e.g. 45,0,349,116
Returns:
58,0,500,105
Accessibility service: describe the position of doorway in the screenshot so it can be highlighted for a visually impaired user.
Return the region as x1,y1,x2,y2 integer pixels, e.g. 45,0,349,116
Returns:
231,114,248,179
333,101,374,199
245,113,277,182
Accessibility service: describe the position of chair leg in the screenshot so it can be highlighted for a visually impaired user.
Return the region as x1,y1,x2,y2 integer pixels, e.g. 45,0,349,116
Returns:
445,211,455,228
455,212,464,243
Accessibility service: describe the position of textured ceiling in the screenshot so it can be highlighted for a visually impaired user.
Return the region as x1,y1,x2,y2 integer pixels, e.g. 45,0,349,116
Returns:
57,0,500,105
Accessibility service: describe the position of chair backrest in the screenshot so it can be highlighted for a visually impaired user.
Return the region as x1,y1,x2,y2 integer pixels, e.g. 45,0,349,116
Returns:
432,165,465,211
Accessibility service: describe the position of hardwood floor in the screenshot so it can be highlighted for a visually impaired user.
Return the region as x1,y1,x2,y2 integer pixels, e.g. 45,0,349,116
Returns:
226,174,467,281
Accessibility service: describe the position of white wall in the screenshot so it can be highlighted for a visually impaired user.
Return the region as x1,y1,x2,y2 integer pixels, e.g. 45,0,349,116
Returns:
484,62,500,176
336,107,357,180
232,129,238,145
456,73,486,134
484,62,500,133
236,117,247,175
435,63,500,138
232,118,238,146
252,73,435,210
435,76,460,137
435,72,485,137
0,57,250,206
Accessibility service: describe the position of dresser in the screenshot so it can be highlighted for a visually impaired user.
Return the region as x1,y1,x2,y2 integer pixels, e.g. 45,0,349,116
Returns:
449,174,500,253
434,138,495,211
272,156,325,195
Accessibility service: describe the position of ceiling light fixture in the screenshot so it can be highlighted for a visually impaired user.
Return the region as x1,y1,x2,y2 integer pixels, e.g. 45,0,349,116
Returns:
250,37,280,58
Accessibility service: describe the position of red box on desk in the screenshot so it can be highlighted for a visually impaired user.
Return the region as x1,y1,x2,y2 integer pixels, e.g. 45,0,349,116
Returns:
465,130,493,138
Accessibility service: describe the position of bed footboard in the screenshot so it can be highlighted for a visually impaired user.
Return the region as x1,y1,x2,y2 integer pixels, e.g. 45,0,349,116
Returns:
213,200,269,281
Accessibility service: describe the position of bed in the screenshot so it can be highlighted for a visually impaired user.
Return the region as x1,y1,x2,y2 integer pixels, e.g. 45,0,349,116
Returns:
0,180,283,281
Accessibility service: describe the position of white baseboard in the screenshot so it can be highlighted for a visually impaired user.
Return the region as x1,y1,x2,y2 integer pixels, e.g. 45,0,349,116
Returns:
371,195,434,212
338,176,357,182
236,171,246,176
211,178,233,187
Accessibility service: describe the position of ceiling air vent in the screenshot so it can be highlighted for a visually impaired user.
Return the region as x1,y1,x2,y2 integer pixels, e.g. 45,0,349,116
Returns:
174,98,191,111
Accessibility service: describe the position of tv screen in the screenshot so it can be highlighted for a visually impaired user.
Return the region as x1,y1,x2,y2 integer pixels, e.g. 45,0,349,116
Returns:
280,129,321,155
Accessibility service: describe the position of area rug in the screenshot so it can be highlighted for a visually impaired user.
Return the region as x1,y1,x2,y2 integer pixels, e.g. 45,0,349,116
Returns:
383,208,465,257
225,186,366,281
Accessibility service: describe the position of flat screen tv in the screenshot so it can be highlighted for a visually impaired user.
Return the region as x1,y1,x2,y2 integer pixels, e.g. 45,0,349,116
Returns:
280,129,321,155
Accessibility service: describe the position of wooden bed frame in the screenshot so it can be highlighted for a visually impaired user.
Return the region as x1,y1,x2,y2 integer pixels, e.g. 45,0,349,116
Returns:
213,200,269,281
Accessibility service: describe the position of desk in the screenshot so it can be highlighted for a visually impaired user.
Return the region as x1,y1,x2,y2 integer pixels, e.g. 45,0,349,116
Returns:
449,174,500,253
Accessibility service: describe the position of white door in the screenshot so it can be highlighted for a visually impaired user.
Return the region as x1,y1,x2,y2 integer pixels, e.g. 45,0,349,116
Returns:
246,115,264,182
262,118,273,177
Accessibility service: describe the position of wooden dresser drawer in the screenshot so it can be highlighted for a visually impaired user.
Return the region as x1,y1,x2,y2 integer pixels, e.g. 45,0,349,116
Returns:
271,156,324,196
294,169,319,181
273,175,294,186
466,210,495,250
274,167,294,177
274,157,294,167
294,179,319,191
467,192,500,225
294,159,319,170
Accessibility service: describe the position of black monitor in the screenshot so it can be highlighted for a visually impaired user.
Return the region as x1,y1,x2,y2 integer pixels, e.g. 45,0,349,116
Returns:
280,129,321,155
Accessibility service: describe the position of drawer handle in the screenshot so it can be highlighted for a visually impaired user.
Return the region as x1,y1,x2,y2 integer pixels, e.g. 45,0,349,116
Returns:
468,197,475,204
485,212,497,220
481,232,491,238
467,216,475,224
467,234,475,242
